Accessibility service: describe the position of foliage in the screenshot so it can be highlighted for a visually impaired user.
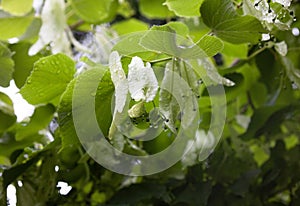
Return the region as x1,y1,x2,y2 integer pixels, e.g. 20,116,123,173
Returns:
0,0,300,205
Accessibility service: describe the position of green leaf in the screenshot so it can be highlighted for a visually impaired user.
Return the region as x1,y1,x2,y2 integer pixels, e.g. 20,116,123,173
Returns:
222,41,248,58
140,25,207,59
20,53,75,105
280,55,300,88
58,68,114,150
197,35,224,57
1,0,33,16
0,133,43,157
18,18,42,43
164,0,204,17
10,43,42,88
241,105,286,140
71,0,117,23
0,42,14,87
159,63,180,133
112,32,149,55
250,144,269,166
15,104,55,141
3,155,39,188
110,183,167,204
112,18,148,35
139,0,174,19
95,71,115,136
164,21,190,37
58,78,80,149
0,92,16,133
0,16,33,40
200,0,266,44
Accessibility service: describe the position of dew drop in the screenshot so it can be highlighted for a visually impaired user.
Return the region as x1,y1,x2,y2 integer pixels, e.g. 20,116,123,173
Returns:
90,92,96,97
292,28,300,36
197,79,203,85
134,159,141,165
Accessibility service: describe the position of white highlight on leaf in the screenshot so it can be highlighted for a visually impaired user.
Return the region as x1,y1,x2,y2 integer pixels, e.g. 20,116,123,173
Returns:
109,51,128,113
17,180,23,187
128,101,144,118
262,33,271,41
235,114,251,129
128,57,159,102
292,28,300,36
197,59,235,86
7,184,16,206
7,38,19,44
273,0,292,7
54,165,60,172
274,41,288,56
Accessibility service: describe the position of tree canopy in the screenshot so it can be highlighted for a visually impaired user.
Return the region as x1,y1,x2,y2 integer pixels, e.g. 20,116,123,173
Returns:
0,0,300,205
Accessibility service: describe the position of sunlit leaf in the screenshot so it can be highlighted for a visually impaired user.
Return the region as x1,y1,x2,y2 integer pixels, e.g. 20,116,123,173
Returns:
140,25,206,59
57,78,80,148
71,0,117,23
0,92,16,133
1,0,33,16
139,0,174,19
112,18,148,35
0,42,14,87
58,68,114,149
0,16,34,40
197,35,224,57
10,43,42,88
15,104,55,141
222,41,248,58
200,0,266,44
164,0,204,17
20,53,76,105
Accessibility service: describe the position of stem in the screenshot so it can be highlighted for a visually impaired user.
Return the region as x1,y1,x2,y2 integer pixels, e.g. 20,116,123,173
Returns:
70,20,85,30
247,46,267,60
247,91,256,111
149,57,172,64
